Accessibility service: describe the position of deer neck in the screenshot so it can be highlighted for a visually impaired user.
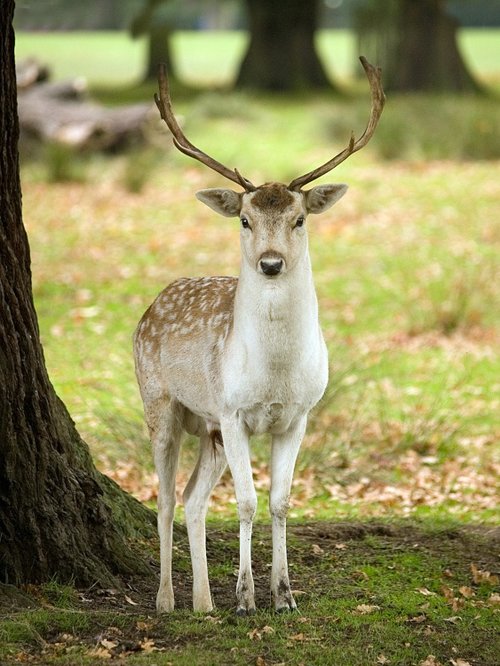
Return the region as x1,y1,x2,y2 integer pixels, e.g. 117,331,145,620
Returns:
232,253,319,347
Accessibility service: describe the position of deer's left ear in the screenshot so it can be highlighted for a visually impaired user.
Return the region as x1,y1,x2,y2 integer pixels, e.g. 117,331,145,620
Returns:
304,184,348,214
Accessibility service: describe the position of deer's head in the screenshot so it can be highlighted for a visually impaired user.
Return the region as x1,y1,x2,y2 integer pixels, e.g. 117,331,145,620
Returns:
155,57,384,279
195,182,347,278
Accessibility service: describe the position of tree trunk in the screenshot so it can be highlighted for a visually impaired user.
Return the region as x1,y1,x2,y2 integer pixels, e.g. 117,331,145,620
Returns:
143,24,176,82
0,0,158,588
130,0,177,83
236,0,331,91
356,0,480,93
390,0,480,92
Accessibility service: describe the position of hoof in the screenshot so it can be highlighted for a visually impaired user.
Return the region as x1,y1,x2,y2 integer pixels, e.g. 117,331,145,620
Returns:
276,604,297,614
236,606,256,617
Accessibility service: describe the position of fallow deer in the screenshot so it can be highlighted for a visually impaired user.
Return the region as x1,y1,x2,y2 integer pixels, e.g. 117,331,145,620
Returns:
134,57,385,615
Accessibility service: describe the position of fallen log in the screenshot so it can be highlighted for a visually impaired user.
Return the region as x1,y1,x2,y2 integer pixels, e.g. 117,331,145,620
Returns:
17,59,157,152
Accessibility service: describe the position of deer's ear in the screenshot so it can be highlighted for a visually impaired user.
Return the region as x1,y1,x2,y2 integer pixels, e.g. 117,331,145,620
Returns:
196,189,242,217
304,184,348,214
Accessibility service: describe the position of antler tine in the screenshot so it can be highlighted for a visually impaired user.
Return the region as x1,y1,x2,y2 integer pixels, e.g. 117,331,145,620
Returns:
288,56,385,192
154,63,256,192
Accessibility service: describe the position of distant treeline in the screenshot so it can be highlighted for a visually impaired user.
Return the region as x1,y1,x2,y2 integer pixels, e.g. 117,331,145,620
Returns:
14,0,500,32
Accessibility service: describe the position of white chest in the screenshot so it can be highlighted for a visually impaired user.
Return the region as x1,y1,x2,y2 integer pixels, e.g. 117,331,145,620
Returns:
221,281,328,434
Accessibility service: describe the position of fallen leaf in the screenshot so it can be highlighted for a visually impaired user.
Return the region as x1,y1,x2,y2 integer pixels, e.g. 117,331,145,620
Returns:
354,604,381,615
139,638,157,653
136,620,156,631
489,592,500,605
124,595,138,606
408,614,426,624
417,587,436,597
441,585,454,600
247,628,262,641
458,586,474,599
100,639,118,650
312,544,324,555
90,647,113,660
451,660,472,666
419,656,442,666
334,543,348,550
470,563,499,585
289,633,306,641
377,654,390,664
444,616,462,624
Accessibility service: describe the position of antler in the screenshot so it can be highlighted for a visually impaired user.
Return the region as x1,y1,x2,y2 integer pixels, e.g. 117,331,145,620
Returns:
288,56,385,192
155,64,256,192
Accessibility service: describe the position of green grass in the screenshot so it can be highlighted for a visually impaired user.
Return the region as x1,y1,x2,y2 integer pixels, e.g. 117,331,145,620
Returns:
1,522,498,665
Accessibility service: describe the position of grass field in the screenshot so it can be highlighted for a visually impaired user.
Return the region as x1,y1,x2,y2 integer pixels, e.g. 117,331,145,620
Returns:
3,29,500,665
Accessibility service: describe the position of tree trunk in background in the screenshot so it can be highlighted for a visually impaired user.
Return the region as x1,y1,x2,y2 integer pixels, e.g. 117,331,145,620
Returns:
391,0,479,92
236,0,331,91
355,0,480,93
0,0,157,588
143,24,176,82
130,0,177,83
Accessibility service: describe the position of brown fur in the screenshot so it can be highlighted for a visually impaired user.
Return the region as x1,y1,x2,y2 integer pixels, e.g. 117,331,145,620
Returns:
251,183,294,211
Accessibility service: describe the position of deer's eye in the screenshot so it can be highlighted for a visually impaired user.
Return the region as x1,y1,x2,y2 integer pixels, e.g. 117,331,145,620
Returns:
241,217,251,229
295,216,305,228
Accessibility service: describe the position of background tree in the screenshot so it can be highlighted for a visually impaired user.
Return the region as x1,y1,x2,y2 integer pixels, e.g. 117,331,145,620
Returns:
130,0,177,83
355,0,480,92
0,0,158,588
236,0,332,91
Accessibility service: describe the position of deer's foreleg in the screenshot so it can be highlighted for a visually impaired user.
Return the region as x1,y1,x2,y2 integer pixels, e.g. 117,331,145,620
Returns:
270,416,307,612
221,415,257,615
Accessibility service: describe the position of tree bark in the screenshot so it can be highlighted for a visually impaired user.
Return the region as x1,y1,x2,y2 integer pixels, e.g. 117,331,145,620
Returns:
0,0,158,588
236,0,331,91
390,0,480,92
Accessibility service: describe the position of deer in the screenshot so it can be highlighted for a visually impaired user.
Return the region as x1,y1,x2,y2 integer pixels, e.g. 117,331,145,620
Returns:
133,56,385,615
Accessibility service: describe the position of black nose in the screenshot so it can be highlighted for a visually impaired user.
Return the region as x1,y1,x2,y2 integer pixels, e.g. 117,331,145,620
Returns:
260,258,283,276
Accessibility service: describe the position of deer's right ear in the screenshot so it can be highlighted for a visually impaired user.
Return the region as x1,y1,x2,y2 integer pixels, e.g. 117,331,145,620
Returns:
196,189,242,218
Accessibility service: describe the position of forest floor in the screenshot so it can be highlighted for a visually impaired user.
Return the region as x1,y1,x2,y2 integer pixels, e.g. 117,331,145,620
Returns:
1,520,499,665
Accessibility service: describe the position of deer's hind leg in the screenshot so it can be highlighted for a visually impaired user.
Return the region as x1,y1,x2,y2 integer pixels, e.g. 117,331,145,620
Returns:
144,395,183,613
183,431,227,612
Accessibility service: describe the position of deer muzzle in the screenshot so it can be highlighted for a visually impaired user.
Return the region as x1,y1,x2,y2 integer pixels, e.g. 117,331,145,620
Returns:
259,253,285,277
